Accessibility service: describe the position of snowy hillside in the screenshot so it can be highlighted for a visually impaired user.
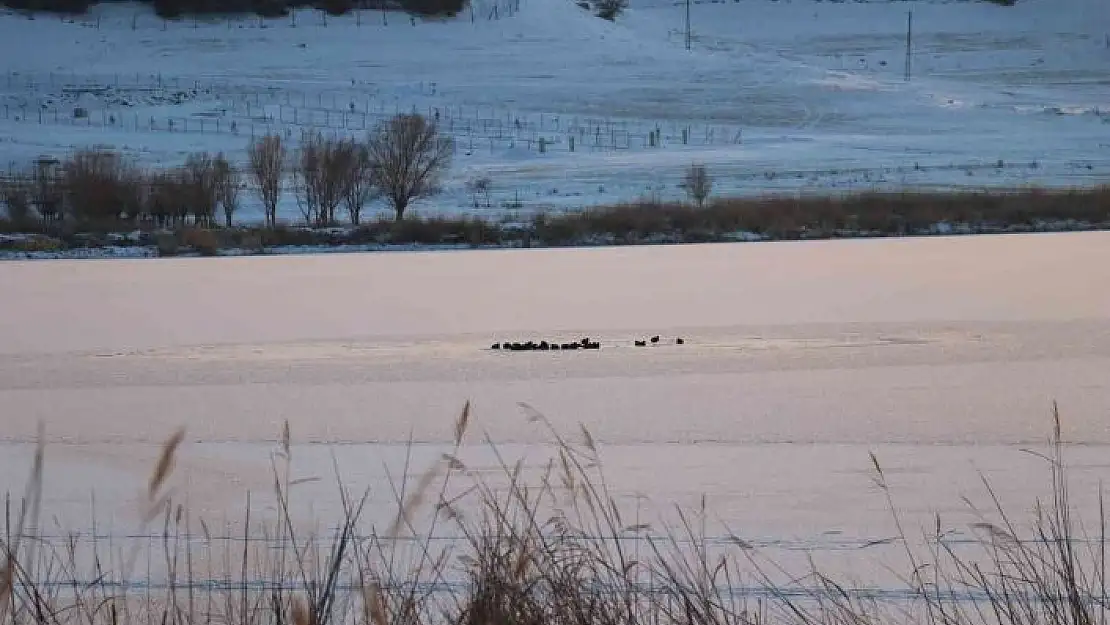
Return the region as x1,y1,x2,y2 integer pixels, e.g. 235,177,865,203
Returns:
0,0,1107,222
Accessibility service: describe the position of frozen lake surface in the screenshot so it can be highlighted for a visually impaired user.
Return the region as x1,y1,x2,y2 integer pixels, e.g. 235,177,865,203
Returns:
2,232,1110,590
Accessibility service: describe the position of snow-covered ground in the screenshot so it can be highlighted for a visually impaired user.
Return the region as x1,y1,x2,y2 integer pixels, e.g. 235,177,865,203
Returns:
0,0,1107,223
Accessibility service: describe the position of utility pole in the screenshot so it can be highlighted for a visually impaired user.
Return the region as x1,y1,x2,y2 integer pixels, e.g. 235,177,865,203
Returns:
904,10,913,81
685,0,691,50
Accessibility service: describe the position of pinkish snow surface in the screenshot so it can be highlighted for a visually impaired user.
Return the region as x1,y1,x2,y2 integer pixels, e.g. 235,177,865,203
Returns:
1,233,1109,592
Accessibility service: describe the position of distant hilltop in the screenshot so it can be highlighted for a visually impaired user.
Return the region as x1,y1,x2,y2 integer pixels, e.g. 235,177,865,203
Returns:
1,0,466,20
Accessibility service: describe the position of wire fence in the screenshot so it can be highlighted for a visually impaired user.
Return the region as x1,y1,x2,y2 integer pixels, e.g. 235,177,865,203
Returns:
4,152,1103,192
1,70,747,156
0,99,742,155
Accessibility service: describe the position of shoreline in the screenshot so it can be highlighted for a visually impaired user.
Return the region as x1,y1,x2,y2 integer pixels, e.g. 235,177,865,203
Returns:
4,223,1110,261
3,186,1108,260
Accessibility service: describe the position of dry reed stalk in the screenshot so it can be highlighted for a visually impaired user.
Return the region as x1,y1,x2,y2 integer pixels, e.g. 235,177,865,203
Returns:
148,429,185,500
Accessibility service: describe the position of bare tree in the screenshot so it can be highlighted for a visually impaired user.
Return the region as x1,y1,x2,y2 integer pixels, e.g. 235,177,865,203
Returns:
32,157,63,224
366,114,453,221
64,148,144,223
183,152,219,227
295,132,348,227
465,175,492,208
336,138,376,226
213,153,241,228
683,163,712,208
147,171,191,229
248,134,285,228
150,172,180,228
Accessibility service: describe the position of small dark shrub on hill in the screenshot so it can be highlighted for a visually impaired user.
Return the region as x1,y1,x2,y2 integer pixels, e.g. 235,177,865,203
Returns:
399,0,464,17
251,0,289,16
317,0,351,15
3,0,460,16
152,0,183,18
593,0,626,20
2,0,91,12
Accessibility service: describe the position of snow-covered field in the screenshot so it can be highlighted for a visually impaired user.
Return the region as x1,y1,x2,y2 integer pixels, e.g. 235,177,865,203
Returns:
1,0,1107,223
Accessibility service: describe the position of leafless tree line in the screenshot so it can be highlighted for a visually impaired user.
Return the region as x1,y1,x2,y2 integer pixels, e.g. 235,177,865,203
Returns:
0,150,239,228
248,113,453,227
1,113,452,228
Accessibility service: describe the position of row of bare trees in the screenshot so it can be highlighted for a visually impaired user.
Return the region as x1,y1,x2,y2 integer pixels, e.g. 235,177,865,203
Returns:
247,113,453,227
0,150,240,228
1,113,453,229
149,153,243,228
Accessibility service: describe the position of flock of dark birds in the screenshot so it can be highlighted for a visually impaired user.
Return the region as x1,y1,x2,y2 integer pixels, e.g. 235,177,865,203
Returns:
490,335,685,352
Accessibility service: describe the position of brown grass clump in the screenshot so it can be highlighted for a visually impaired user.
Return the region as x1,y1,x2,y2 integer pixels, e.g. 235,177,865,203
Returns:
181,228,221,256
0,406,1107,625
532,186,1110,245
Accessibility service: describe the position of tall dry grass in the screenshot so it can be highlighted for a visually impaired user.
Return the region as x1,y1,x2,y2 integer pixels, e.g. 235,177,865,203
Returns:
1,405,1106,625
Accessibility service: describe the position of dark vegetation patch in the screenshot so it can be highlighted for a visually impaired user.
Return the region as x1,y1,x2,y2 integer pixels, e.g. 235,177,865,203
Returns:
2,0,465,19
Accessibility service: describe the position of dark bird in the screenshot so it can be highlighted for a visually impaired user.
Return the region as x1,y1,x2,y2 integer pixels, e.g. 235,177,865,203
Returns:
675,337,685,345
634,340,647,347
584,341,601,350
580,337,591,346
650,336,660,344
491,343,501,350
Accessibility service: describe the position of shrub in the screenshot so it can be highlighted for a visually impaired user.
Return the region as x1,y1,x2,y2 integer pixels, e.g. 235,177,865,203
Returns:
594,0,626,20
1,0,466,16
182,228,220,256
9,0,91,12
682,163,712,208
152,0,185,18
0,234,64,253
259,225,319,247
63,148,145,225
317,0,351,15
465,175,493,208
239,232,264,252
252,0,289,15
399,0,465,17
154,232,179,256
